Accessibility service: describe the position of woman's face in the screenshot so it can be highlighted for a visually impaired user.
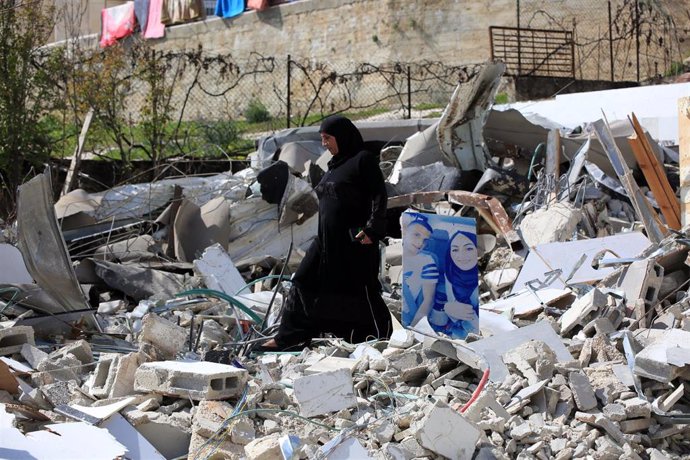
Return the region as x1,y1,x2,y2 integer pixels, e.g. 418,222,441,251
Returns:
450,234,477,270
321,133,339,155
403,223,431,255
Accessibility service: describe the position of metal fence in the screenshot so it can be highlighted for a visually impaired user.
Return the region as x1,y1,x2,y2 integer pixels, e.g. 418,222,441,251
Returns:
517,0,683,82
62,48,484,163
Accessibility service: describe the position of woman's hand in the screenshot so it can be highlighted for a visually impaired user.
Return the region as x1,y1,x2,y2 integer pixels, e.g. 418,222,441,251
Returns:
444,301,477,322
356,230,373,245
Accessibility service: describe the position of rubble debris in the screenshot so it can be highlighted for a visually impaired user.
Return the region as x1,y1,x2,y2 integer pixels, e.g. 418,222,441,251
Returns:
2,66,690,459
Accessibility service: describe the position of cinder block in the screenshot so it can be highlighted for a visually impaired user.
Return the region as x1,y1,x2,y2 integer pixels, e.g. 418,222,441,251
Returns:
0,326,35,356
293,368,357,417
88,352,143,399
134,360,248,400
139,313,187,359
415,400,480,458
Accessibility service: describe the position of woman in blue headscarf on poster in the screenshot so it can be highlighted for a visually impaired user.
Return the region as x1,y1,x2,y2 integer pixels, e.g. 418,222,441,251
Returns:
432,230,479,339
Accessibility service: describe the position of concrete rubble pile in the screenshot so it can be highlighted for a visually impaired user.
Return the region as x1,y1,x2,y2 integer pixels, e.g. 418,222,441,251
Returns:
1,62,690,459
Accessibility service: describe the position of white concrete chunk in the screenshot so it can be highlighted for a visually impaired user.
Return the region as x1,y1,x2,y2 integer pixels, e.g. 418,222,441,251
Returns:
303,357,358,375
560,288,608,334
293,368,356,417
415,401,479,459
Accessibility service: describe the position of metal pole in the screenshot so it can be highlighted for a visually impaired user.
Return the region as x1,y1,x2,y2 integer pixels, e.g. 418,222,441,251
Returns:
517,0,521,75
608,1,614,82
407,66,411,119
635,0,640,82
286,54,291,128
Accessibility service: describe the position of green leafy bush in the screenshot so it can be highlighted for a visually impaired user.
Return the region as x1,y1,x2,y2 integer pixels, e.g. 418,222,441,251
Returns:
244,99,271,123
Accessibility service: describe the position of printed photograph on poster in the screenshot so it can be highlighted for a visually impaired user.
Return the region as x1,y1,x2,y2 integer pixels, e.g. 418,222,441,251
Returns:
400,210,479,339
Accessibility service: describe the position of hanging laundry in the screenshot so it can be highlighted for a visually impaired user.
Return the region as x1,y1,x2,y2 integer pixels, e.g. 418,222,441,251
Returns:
164,0,205,25
100,2,136,48
215,0,244,19
134,0,150,32
247,0,269,11
144,0,166,38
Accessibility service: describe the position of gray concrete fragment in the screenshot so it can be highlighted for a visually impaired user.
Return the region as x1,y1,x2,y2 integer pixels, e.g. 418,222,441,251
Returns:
568,371,598,411
139,313,187,360
49,339,92,365
20,343,48,368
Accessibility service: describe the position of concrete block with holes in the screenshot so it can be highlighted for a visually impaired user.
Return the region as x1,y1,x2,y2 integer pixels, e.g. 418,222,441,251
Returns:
0,326,35,356
615,259,664,327
134,360,248,400
87,352,142,398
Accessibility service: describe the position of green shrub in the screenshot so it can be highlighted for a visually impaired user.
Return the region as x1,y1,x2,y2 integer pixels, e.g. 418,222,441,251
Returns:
244,99,271,123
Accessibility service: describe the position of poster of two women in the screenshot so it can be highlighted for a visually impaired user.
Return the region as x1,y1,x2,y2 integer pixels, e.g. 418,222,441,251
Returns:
401,210,479,339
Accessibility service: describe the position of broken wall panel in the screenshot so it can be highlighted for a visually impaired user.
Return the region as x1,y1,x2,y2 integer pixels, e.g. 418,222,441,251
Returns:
437,62,506,172
16,172,91,312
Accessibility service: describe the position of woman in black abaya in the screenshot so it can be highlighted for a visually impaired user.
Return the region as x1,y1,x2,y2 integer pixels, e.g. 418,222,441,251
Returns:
260,115,392,350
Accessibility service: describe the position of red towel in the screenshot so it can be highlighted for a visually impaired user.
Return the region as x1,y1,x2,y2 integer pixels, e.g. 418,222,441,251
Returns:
100,2,136,47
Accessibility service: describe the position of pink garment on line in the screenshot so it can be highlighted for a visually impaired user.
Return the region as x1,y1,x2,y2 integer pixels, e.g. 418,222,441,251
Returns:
100,2,136,48
247,0,269,11
144,0,165,39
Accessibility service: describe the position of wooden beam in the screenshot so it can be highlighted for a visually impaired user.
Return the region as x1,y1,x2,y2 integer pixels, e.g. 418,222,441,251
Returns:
680,97,690,228
627,113,681,230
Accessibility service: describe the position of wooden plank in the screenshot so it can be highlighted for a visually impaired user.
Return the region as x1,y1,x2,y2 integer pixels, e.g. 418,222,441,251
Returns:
680,97,690,227
627,120,680,230
61,108,94,197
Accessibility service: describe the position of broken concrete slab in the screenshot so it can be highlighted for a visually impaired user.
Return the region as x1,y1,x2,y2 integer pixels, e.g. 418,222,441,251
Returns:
634,329,690,383
569,371,598,411
293,368,356,417
415,400,479,458
512,232,652,293
134,360,248,400
467,321,573,382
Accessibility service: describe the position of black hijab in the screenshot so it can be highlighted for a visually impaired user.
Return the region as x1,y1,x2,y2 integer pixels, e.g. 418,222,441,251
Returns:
319,115,364,168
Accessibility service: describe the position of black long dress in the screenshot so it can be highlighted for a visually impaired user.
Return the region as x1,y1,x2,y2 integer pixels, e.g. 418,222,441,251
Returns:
274,116,393,347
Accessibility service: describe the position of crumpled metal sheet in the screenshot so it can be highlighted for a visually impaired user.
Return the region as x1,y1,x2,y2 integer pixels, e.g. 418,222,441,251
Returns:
16,172,91,313
92,260,190,301
64,172,251,223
